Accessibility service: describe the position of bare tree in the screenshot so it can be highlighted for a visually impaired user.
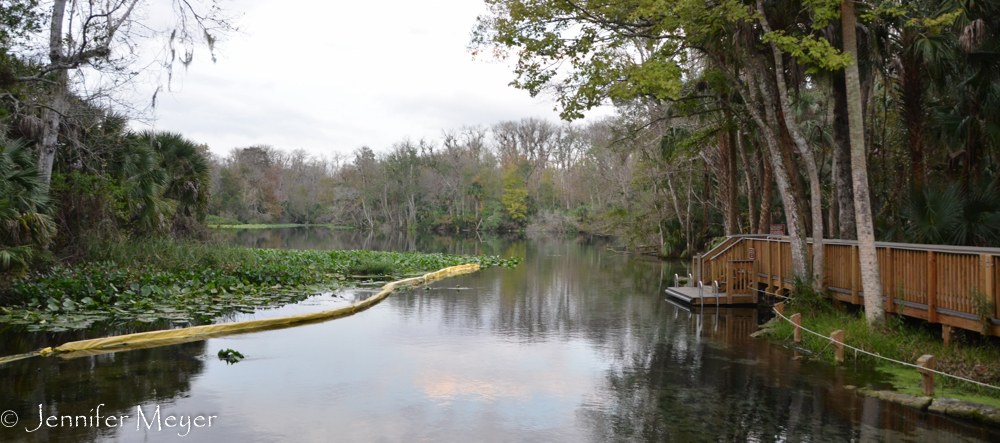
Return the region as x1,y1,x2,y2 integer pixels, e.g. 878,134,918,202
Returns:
15,0,236,186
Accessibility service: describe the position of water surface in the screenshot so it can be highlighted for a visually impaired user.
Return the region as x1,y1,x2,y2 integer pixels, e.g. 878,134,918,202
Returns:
1,228,997,442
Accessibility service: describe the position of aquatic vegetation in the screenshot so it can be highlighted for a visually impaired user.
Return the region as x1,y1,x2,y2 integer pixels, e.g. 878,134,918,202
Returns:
0,248,520,332
218,348,245,364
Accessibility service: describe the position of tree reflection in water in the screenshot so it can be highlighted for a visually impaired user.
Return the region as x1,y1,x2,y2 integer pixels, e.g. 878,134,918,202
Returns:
0,342,206,442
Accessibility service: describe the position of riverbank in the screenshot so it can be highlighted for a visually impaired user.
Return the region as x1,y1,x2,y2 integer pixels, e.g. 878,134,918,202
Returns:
0,236,519,333
208,223,356,229
760,299,1000,409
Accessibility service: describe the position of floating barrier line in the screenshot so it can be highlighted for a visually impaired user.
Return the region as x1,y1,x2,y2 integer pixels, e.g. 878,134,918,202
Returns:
0,351,41,365
0,264,480,365
771,307,1000,392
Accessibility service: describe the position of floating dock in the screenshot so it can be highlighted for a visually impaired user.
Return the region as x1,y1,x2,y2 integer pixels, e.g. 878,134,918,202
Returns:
665,286,757,306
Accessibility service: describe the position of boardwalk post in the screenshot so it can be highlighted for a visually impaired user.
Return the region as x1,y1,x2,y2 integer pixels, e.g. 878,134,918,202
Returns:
725,261,732,304
831,330,844,363
753,260,760,303
851,245,859,305
917,355,935,396
982,254,996,320
791,313,802,343
777,242,784,292
943,325,954,347
885,248,895,313
928,252,938,323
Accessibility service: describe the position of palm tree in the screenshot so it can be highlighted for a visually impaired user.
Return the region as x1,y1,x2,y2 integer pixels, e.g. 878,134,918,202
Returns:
0,137,55,273
139,131,210,221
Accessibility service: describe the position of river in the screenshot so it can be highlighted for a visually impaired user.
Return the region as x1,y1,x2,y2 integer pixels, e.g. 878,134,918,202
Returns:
1,227,997,442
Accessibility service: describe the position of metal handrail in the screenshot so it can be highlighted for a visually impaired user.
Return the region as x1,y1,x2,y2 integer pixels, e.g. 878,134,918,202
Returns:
698,281,704,308
713,280,720,308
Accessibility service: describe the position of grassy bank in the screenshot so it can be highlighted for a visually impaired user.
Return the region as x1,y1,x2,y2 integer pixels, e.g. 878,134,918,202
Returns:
0,237,519,332
765,296,1000,407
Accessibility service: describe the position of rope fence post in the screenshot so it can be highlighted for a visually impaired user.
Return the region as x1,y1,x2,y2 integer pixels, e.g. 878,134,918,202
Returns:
791,313,802,343
775,302,784,317
831,330,844,363
918,355,935,396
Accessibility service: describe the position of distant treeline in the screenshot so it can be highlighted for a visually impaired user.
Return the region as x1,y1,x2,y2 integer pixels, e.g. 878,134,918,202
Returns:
207,118,674,241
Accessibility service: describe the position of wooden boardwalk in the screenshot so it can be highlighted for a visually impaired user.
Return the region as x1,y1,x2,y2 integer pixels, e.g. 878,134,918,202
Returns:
688,235,1000,337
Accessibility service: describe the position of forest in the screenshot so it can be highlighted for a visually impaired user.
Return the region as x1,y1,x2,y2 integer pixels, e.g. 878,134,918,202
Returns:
210,0,1000,258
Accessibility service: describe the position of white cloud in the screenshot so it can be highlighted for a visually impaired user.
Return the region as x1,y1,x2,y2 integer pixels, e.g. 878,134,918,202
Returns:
135,0,611,158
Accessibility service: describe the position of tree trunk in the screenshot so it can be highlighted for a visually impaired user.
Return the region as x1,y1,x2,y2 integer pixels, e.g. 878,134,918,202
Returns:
749,64,810,278
758,147,773,234
718,130,736,235
738,130,759,234
832,70,857,239
776,104,811,235
759,3,825,287
38,0,69,187
724,107,739,235
843,0,884,324
900,31,926,188
714,54,808,277
700,163,710,245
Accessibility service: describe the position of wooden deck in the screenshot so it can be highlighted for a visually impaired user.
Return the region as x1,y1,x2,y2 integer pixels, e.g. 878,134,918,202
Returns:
690,235,1000,337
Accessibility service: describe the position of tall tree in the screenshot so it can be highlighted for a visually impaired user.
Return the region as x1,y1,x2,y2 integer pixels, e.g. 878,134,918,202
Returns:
842,0,884,324
757,0,826,287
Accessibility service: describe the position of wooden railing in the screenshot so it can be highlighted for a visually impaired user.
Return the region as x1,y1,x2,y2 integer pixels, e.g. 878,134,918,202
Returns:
693,235,1000,337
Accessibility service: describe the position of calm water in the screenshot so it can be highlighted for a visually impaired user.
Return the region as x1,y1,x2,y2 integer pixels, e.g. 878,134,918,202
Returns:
1,228,998,442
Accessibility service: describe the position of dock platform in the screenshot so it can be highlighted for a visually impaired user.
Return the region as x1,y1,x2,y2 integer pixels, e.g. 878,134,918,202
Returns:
665,286,757,306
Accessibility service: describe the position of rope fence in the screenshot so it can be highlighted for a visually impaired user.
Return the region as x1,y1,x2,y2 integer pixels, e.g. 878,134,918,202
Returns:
771,306,1000,392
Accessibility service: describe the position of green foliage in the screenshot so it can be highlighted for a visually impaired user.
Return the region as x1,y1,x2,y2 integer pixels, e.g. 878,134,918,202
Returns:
139,131,210,222
761,31,852,72
347,257,396,276
0,0,42,49
903,180,1000,246
0,137,54,274
501,168,529,225
767,308,1000,401
217,348,245,364
787,273,832,314
0,236,521,332
970,288,995,335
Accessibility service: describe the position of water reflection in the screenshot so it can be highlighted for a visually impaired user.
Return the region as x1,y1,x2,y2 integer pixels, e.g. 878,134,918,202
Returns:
0,342,206,442
2,229,998,442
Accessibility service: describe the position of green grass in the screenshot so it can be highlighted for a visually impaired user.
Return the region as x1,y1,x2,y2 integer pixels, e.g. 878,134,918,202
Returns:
877,365,1000,409
0,236,520,332
208,223,355,229
767,298,1000,404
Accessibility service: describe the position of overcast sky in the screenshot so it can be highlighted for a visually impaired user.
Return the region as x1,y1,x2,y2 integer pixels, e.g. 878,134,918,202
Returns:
139,0,608,158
